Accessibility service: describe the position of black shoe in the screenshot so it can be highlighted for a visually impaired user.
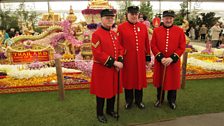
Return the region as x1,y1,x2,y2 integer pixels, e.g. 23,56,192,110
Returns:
97,115,107,123
135,102,145,109
125,103,132,109
106,111,119,118
154,100,163,107
169,102,176,110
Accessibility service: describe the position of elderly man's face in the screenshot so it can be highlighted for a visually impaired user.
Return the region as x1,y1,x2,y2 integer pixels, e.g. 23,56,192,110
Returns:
127,13,139,24
163,16,174,27
101,16,115,28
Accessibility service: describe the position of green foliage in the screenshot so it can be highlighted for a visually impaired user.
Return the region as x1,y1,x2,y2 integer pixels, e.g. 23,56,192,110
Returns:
174,1,189,26
0,3,39,31
0,9,18,30
174,1,220,29
139,1,153,21
116,0,133,23
179,2,189,17
195,12,220,28
34,27,42,34
174,15,184,26
15,3,40,30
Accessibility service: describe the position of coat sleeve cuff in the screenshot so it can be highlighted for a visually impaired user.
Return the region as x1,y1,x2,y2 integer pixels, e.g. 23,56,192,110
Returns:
155,53,164,62
146,55,151,62
118,56,123,63
104,56,115,68
170,53,179,63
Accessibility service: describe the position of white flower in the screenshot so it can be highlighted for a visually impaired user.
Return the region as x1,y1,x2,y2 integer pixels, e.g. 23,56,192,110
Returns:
188,57,224,71
0,64,81,79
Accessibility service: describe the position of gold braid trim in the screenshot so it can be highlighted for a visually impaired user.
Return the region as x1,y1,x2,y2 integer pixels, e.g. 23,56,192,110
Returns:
91,41,100,48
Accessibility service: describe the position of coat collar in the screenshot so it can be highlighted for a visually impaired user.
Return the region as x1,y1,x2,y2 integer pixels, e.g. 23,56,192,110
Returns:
163,24,173,29
101,25,110,31
127,20,138,25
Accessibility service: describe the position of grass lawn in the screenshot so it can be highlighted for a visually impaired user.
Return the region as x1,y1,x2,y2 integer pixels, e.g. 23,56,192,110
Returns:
0,78,224,126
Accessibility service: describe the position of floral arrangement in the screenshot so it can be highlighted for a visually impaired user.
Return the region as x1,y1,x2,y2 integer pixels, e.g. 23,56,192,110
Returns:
38,21,61,26
50,33,65,47
38,21,53,26
50,20,83,48
0,64,81,79
186,65,210,74
87,23,98,29
82,8,116,24
28,61,45,69
187,57,224,72
74,60,93,77
62,58,93,77
0,52,6,60
11,25,63,44
189,53,219,62
81,9,103,15
0,64,90,88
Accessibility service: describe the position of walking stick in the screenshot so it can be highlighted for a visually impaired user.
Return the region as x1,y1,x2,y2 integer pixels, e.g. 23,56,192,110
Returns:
159,66,167,106
116,70,120,121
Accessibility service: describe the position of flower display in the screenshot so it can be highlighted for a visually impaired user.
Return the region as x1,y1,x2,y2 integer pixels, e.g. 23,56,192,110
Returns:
50,20,83,48
187,57,224,72
87,23,98,29
0,64,81,79
193,45,224,57
11,25,63,44
28,61,45,69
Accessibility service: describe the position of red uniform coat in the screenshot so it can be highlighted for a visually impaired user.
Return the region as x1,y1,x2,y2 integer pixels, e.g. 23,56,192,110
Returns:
117,21,151,90
151,25,186,90
90,27,124,98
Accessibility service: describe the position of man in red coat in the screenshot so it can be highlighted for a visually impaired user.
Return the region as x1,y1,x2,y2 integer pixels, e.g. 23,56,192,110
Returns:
117,6,151,109
151,10,186,109
90,9,124,123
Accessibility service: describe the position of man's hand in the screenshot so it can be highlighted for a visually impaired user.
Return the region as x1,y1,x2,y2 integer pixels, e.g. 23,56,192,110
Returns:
114,61,123,69
146,61,150,66
161,58,173,66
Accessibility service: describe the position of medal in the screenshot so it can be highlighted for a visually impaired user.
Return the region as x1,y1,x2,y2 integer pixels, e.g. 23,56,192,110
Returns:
137,27,140,32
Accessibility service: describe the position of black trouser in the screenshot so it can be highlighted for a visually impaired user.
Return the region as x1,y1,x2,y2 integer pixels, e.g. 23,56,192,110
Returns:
216,40,222,47
212,40,219,47
156,87,176,103
125,89,143,104
201,34,206,40
96,96,115,116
